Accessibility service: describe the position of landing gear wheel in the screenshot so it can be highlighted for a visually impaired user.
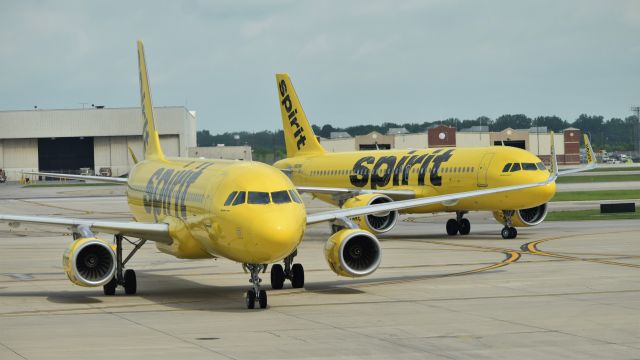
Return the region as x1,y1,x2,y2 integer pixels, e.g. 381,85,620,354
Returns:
246,290,256,309
509,227,517,239
446,219,459,236
270,264,285,290
459,218,471,235
291,263,305,288
501,227,511,239
258,290,268,309
124,269,137,295
103,277,117,296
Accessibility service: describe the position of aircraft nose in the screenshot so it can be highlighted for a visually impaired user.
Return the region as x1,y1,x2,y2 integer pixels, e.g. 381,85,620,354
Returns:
249,208,305,262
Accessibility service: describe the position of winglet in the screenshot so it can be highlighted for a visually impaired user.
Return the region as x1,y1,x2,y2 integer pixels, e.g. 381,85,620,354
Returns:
549,131,558,178
583,134,596,168
128,146,139,164
137,40,165,161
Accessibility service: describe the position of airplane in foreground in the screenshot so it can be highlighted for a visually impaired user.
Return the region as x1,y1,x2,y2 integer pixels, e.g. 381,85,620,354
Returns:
0,43,561,309
272,74,596,241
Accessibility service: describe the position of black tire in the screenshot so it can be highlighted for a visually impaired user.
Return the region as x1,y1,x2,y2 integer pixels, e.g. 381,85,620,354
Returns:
246,290,256,309
291,263,305,288
270,264,285,290
501,227,511,239
446,219,459,236
509,227,518,239
103,277,117,296
258,290,267,309
124,269,137,295
459,218,471,235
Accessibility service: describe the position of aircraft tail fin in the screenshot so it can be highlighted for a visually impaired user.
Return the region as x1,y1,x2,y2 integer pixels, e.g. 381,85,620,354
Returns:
275,73,325,157
583,134,595,167
137,40,165,161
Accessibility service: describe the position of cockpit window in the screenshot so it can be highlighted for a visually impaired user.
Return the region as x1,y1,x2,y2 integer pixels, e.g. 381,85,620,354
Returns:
232,191,246,205
522,163,537,171
536,162,546,170
248,191,270,204
510,163,521,172
502,163,512,172
271,190,291,204
288,190,303,204
224,191,238,206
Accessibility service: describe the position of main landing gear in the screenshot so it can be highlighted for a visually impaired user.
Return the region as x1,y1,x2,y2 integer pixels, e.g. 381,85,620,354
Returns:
103,234,146,296
500,210,518,239
446,212,471,236
270,250,304,290
245,264,268,309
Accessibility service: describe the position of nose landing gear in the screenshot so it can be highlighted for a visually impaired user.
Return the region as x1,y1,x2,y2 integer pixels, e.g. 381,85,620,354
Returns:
245,264,267,309
270,250,304,290
500,210,518,239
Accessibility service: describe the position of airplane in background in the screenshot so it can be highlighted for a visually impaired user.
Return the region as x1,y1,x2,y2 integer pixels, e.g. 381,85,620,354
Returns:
0,43,561,309
272,73,595,242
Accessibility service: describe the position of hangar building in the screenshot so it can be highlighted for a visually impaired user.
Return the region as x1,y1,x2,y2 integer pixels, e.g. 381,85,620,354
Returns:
0,107,197,181
319,125,581,165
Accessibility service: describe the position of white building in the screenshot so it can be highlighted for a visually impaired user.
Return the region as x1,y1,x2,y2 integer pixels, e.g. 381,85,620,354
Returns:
0,106,197,181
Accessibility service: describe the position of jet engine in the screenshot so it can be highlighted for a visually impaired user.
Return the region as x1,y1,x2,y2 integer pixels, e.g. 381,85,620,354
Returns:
342,194,398,234
63,237,116,287
324,228,382,277
493,203,548,227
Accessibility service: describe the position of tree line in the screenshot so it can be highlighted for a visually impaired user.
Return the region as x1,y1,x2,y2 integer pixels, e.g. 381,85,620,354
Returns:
197,114,640,162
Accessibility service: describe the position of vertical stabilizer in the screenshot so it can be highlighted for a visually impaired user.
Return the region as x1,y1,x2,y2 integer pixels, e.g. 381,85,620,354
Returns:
137,40,165,161
275,73,325,157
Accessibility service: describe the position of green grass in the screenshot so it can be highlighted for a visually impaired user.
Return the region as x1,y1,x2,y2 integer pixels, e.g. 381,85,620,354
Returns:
555,174,640,183
585,166,640,172
551,190,640,202
23,183,118,188
546,209,640,221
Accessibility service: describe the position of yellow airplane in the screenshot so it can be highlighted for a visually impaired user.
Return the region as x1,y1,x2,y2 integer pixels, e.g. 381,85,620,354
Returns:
272,73,595,241
0,43,561,309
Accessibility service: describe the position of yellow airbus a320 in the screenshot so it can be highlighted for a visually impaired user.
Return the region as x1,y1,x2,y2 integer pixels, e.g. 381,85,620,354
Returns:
0,43,563,309
272,74,595,241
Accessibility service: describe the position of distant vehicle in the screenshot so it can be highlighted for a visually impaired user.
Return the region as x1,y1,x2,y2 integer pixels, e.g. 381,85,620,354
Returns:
0,169,6,183
606,159,621,164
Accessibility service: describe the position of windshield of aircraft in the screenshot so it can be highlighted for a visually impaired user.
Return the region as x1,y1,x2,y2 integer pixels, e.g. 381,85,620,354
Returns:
502,162,547,173
224,190,302,206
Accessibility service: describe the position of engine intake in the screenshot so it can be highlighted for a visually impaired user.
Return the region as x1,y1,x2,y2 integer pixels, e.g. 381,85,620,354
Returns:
493,203,548,227
324,229,381,277
342,194,398,234
63,238,116,287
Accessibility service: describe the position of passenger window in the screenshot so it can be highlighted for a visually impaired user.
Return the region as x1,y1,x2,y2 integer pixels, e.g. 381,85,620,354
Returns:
248,191,270,204
536,162,546,170
232,191,246,206
510,163,521,172
502,163,512,172
288,190,303,204
522,163,537,171
271,190,291,204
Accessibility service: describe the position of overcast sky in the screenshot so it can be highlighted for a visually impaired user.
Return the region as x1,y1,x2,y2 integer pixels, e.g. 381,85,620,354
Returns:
1,1,639,133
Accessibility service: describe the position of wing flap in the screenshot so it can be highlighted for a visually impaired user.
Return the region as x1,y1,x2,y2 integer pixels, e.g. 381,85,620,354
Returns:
24,172,128,184
0,214,171,244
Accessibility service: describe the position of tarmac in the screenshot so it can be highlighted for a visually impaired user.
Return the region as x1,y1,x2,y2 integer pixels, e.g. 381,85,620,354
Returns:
0,184,639,359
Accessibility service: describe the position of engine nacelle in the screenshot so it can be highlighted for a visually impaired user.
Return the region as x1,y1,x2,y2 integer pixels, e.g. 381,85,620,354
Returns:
342,194,398,234
493,203,548,227
62,237,116,287
324,229,382,277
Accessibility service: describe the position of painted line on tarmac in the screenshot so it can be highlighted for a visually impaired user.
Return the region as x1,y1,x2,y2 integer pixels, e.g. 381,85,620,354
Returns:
523,234,640,269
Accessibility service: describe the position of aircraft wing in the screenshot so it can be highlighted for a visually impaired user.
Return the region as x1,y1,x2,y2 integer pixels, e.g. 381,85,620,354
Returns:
24,171,128,184
557,134,597,175
306,137,560,225
0,214,171,244
296,186,415,199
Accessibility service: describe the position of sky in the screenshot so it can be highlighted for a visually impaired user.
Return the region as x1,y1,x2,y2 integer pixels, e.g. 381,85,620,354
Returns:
1,0,639,133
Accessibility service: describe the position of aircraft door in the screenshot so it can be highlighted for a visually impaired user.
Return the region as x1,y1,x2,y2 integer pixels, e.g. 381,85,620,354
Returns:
477,153,495,187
